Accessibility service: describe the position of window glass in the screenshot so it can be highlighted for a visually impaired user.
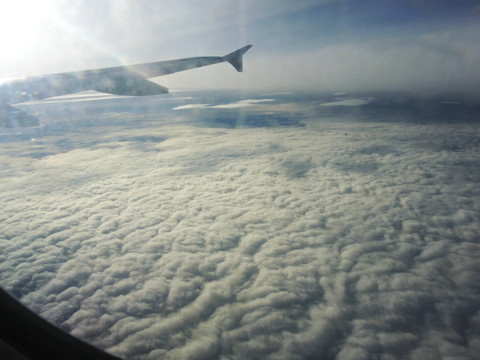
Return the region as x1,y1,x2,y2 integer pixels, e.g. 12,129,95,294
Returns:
1,1,479,359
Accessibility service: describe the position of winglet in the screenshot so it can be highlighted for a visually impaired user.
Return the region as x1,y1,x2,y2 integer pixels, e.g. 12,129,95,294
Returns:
223,45,253,72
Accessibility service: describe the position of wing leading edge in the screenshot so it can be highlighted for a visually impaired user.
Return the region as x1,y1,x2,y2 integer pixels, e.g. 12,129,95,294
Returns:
127,44,253,77
0,45,252,127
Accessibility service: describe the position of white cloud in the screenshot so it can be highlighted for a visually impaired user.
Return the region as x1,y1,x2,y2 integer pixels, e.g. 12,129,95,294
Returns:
173,104,210,110
320,98,373,107
210,99,275,109
172,99,275,111
0,92,479,359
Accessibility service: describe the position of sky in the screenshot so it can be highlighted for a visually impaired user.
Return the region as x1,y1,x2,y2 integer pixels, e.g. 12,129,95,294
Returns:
0,0,479,95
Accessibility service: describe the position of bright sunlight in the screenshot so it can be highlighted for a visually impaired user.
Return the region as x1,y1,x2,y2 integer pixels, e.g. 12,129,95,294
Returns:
0,1,56,71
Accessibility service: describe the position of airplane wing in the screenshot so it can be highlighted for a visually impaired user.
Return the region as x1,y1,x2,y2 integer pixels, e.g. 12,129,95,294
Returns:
126,44,253,77
0,45,252,127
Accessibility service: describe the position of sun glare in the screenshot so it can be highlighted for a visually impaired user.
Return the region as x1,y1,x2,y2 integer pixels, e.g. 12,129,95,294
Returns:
0,1,56,65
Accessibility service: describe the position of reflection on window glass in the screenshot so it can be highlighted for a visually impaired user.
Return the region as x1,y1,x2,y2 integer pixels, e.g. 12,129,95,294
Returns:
1,1,479,359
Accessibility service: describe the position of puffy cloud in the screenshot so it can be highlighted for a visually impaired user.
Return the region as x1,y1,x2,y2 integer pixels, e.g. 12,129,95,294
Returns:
0,91,479,359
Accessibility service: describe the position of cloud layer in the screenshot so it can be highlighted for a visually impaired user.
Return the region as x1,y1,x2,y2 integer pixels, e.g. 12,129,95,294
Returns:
1,91,479,359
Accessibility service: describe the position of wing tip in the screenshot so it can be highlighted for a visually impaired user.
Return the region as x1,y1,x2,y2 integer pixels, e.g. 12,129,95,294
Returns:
223,45,253,72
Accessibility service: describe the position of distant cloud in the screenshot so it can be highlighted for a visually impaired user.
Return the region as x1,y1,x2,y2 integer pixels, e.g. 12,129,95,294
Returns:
172,104,209,110
210,99,275,109
320,98,372,107
173,99,275,110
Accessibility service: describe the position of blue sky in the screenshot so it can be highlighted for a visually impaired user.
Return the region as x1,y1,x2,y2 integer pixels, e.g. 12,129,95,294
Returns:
0,0,479,94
